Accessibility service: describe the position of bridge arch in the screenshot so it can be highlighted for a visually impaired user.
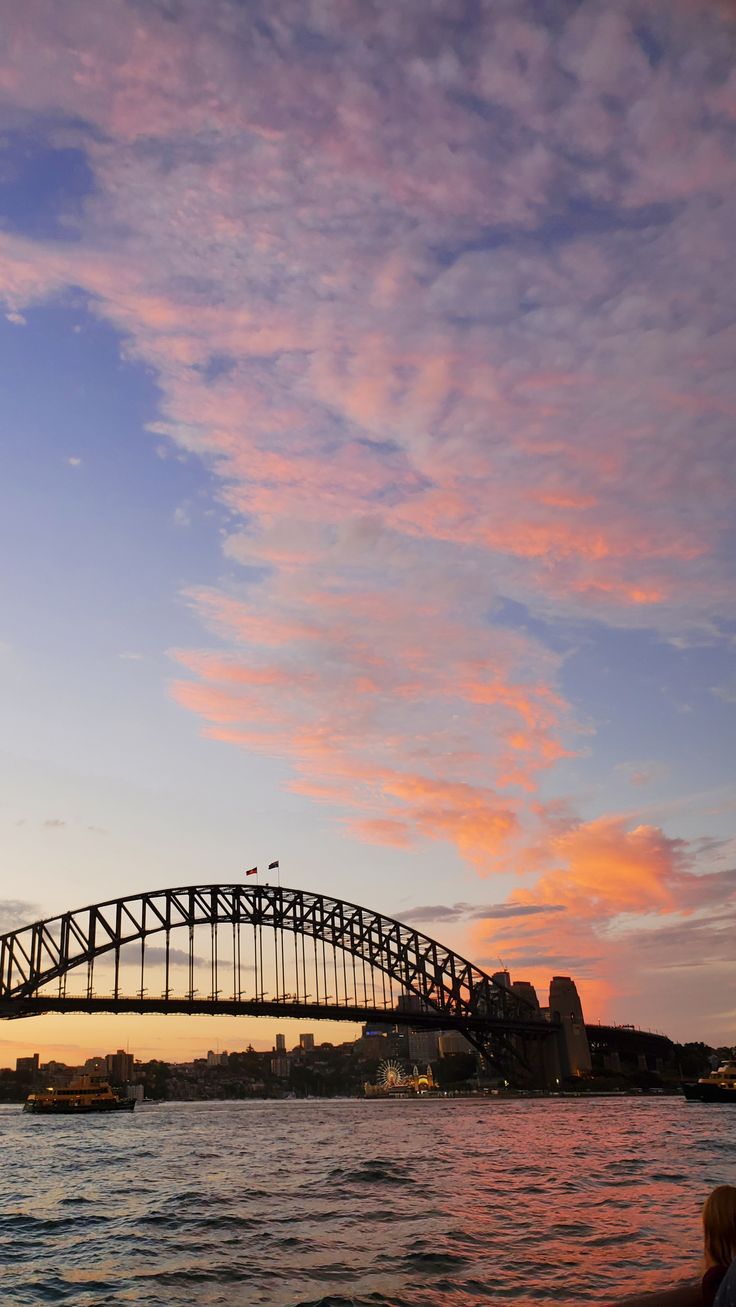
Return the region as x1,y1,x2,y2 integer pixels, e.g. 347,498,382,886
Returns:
0,884,551,1071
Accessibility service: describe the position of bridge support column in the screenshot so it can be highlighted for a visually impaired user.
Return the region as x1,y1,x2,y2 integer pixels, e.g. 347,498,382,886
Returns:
508,1034,561,1090
548,977,592,1080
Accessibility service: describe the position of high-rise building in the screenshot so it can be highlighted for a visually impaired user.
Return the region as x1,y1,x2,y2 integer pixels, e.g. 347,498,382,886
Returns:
106,1049,134,1082
356,1032,389,1059
362,1020,395,1037
408,1029,439,1064
397,992,425,1014
206,1050,228,1067
15,1053,39,1077
299,1033,315,1051
275,1033,286,1053
437,1030,473,1057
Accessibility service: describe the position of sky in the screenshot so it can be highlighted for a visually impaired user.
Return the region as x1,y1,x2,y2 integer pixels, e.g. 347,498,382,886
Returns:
0,0,735,1064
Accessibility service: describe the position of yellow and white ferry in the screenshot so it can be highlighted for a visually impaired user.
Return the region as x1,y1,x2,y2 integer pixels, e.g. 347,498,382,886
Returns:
682,1058,736,1103
24,1074,135,1114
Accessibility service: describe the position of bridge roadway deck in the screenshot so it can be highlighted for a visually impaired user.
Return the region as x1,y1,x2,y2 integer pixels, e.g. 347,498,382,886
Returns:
0,994,556,1037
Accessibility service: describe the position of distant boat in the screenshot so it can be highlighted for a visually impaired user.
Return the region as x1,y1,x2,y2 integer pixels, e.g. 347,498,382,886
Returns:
682,1058,736,1102
23,1073,136,1114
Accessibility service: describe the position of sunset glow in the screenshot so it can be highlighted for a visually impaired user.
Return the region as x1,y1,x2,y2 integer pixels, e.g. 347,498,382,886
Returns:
1,0,734,1062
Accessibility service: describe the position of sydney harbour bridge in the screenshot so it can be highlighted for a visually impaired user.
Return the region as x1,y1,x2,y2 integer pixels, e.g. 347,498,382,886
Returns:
0,883,577,1085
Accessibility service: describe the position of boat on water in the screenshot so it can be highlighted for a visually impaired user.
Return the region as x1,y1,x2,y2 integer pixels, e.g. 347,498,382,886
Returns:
682,1058,736,1103
24,1073,135,1114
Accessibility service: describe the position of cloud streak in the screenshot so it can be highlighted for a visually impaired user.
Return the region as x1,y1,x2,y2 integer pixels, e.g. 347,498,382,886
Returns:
0,900,40,932
400,902,567,925
0,0,734,1026
470,817,736,1029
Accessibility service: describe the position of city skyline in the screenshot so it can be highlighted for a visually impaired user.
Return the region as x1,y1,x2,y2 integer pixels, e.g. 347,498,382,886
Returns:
1,0,735,1063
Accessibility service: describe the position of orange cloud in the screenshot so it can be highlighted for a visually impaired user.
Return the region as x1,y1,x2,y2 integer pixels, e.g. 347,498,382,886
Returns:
520,817,685,915
167,563,573,868
1,0,734,1037
466,817,736,1030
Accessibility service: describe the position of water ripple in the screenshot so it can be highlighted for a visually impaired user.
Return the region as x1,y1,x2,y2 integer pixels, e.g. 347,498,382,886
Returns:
0,1098,728,1305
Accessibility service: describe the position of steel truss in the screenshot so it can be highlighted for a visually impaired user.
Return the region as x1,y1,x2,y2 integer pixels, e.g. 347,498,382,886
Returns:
0,884,554,1074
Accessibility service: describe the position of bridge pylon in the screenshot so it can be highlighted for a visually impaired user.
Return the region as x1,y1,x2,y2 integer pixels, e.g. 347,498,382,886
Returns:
0,883,559,1087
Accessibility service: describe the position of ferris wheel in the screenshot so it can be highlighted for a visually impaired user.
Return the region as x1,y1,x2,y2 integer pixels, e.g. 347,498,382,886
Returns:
377,1059,407,1089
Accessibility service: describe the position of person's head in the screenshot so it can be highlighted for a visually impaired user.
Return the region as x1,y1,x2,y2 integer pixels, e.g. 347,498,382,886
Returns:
703,1185,736,1268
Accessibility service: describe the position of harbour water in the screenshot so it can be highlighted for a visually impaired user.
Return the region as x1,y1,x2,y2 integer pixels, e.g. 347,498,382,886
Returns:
1,1097,734,1306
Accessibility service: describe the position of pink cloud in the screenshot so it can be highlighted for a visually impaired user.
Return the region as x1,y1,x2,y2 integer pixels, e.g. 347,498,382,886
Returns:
0,0,734,1028
469,817,736,1034
169,570,567,871
519,817,686,915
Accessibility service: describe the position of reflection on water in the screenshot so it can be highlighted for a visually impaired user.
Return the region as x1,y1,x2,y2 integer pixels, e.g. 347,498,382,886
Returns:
0,1098,733,1305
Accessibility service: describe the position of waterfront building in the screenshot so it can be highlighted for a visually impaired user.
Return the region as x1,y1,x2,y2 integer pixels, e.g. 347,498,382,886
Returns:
437,1030,473,1057
106,1050,134,1082
299,1033,315,1051
397,992,424,1014
355,1031,389,1059
40,1060,69,1082
275,1033,286,1053
362,1020,395,1036
15,1053,40,1076
365,1060,437,1097
408,1028,439,1064
206,1050,228,1067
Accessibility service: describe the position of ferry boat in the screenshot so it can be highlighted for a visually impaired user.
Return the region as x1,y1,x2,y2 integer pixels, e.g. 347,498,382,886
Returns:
682,1058,736,1103
23,1074,136,1114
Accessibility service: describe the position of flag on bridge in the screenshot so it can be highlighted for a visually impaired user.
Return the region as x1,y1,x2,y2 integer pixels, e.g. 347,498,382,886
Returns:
268,860,279,870
245,866,258,876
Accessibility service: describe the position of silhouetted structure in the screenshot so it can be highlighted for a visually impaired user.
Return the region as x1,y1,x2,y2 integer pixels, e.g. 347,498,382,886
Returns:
586,1024,675,1077
15,1053,39,1077
0,884,629,1088
106,1049,134,1082
548,977,592,1078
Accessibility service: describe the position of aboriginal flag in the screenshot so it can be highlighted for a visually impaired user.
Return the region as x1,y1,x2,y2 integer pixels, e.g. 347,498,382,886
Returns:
245,866,258,876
